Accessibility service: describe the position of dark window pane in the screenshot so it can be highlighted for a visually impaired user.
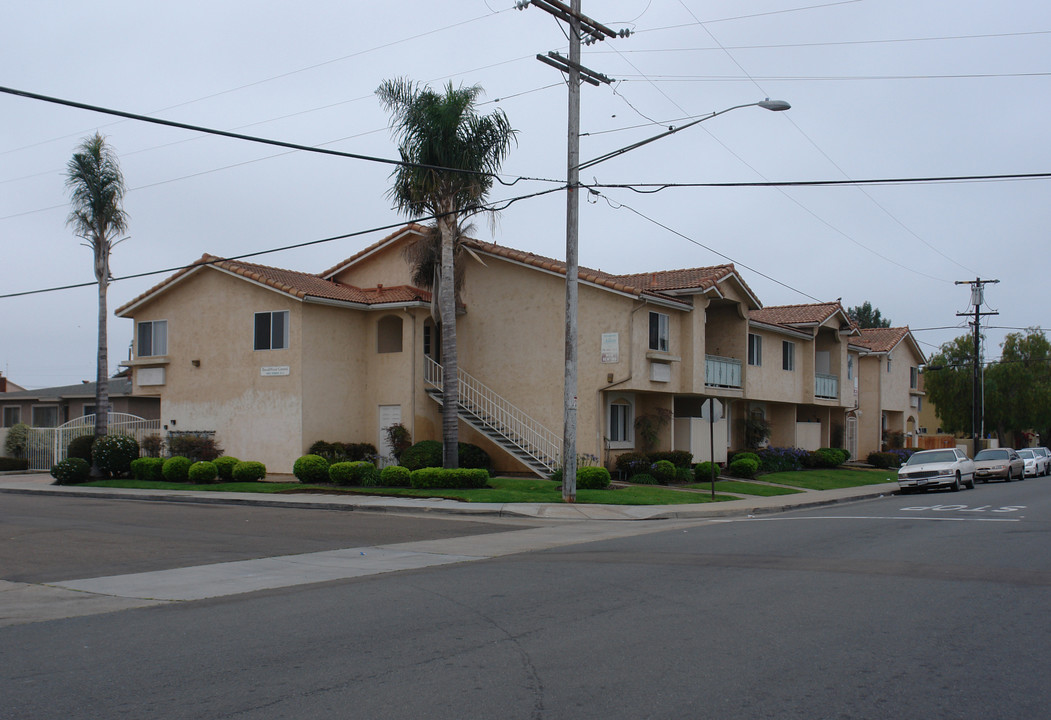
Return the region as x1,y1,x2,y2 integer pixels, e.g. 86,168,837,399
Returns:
255,313,271,350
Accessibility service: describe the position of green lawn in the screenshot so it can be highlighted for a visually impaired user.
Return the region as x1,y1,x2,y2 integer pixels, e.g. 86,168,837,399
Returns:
684,479,803,496
83,476,739,505
757,467,896,491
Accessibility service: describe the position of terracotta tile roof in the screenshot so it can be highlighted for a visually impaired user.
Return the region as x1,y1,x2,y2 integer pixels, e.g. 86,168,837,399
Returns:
320,223,431,279
853,326,911,353
750,302,845,327
606,265,734,292
116,254,429,316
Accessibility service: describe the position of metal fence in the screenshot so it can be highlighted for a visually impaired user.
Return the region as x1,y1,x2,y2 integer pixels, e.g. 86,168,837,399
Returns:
26,413,162,470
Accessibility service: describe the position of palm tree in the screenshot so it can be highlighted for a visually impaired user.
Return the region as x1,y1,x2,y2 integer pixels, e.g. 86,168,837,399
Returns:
377,79,516,468
66,133,129,440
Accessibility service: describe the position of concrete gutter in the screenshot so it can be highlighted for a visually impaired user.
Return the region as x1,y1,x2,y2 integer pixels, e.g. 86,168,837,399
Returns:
0,473,901,521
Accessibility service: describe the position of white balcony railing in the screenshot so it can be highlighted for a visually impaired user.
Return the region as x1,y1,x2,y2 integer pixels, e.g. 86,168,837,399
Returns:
815,372,838,399
705,355,742,389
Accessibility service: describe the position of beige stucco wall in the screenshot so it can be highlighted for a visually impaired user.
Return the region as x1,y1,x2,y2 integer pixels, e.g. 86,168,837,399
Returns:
744,327,808,404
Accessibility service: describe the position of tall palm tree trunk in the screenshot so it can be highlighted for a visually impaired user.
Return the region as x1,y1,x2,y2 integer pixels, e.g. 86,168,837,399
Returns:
95,247,109,439
438,211,459,469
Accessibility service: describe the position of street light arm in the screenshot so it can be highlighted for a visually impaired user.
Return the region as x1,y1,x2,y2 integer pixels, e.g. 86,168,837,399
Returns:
575,99,789,172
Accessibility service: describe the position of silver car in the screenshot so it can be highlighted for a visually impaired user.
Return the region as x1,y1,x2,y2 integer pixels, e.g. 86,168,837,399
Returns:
897,448,976,493
973,448,1025,483
1018,448,1049,477
1032,447,1051,476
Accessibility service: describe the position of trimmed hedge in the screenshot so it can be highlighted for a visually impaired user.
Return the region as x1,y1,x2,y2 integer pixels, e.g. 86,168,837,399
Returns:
0,457,30,471
162,456,192,483
293,454,330,484
329,461,379,486
728,457,760,478
213,456,240,481
67,434,96,462
232,461,267,481
188,461,218,483
51,457,91,485
307,441,378,463
577,466,612,490
867,451,902,469
409,467,490,489
92,434,140,477
630,473,659,485
647,450,694,468
694,461,720,480
130,457,165,481
167,434,222,463
400,441,493,473
379,464,412,487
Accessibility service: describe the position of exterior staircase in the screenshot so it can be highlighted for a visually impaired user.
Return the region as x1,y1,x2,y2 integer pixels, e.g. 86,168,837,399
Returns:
424,357,561,478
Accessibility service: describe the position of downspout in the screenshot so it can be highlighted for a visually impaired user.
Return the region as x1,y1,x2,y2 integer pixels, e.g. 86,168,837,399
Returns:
404,307,416,442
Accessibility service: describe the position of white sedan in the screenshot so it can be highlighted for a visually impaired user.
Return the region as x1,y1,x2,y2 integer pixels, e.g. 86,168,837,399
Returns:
897,448,976,493
1018,448,1049,477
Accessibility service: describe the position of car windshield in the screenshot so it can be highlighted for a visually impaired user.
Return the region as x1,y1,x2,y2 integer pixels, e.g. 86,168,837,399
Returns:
906,450,957,465
1018,449,1035,459
975,449,1009,461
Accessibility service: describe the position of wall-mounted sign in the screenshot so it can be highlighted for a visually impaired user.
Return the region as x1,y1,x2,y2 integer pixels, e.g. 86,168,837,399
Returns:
601,332,619,363
261,366,290,377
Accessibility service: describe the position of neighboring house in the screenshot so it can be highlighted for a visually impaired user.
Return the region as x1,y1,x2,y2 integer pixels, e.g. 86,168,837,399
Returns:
113,224,921,475
851,327,926,458
0,377,160,430
0,372,26,394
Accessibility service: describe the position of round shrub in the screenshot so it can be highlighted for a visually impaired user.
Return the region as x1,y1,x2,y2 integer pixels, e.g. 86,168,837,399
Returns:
293,454,330,484
630,473,658,485
328,461,379,486
458,442,493,474
577,466,612,490
814,447,844,468
232,461,267,481
695,461,721,480
213,456,239,481
379,464,412,487
3,423,30,459
729,451,760,466
67,434,96,462
401,440,443,471
50,457,90,485
188,461,218,484
728,457,760,478
91,434,140,477
650,460,676,483
162,456,192,483
130,457,165,481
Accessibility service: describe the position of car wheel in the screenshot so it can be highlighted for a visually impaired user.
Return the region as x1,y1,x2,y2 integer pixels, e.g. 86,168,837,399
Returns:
951,473,961,492
1005,469,1012,482
965,474,975,490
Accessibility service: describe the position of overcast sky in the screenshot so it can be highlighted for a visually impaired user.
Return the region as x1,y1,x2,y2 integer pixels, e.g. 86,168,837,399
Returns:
2,0,1049,389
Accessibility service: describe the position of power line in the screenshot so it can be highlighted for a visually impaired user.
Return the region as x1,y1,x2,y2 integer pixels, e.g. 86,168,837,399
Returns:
614,71,1051,82
0,185,567,300
587,171,1051,190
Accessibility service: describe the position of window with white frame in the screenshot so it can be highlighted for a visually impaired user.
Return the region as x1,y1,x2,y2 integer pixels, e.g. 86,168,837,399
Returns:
782,341,795,371
32,406,58,428
137,320,168,357
607,394,635,448
2,406,20,427
254,310,290,350
648,312,669,352
748,333,762,366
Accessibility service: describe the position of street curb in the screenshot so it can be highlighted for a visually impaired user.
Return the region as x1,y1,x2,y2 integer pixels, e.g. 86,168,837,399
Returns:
0,483,901,521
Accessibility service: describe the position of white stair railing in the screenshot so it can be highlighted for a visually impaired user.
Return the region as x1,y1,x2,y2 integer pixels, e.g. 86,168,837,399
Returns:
425,357,561,471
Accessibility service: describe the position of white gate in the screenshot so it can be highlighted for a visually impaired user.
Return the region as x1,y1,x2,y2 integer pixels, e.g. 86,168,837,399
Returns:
846,415,858,462
26,413,162,470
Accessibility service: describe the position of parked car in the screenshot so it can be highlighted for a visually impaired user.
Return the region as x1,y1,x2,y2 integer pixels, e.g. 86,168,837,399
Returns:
1033,447,1051,475
897,448,976,493
1018,448,1049,477
973,448,1025,483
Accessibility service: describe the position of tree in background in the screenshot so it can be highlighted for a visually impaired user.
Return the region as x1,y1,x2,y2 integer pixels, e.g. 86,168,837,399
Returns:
925,329,1051,446
847,301,891,329
66,133,129,439
376,78,516,469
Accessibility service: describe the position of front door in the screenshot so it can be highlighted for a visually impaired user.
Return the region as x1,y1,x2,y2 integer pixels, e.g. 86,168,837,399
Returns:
378,405,402,467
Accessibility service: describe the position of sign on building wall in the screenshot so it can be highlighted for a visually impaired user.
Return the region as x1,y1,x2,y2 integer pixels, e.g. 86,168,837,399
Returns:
601,332,619,363
261,366,291,377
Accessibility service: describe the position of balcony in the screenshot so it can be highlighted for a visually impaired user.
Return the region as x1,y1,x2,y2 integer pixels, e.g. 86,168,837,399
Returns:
705,355,742,389
815,372,838,399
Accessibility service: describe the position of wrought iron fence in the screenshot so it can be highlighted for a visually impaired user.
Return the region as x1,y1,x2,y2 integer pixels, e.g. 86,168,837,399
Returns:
26,413,162,470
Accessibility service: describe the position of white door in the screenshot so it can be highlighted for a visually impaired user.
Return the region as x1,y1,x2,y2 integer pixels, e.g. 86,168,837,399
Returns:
378,405,401,467
846,415,858,462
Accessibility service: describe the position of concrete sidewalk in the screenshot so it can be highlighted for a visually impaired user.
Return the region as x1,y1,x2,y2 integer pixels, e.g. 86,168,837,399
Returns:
0,471,901,520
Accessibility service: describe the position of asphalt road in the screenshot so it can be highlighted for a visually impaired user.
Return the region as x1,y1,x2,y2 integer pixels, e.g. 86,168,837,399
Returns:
3,479,1050,719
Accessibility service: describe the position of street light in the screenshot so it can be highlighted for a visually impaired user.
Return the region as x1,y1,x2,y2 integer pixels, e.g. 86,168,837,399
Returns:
576,99,791,171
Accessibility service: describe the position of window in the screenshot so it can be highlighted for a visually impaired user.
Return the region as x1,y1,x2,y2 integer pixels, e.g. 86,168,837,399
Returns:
254,311,290,350
648,312,669,352
782,341,795,371
847,356,854,380
607,394,635,447
910,366,919,389
887,357,893,373
2,406,20,427
32,406,58,428
137,320,168,357
423,321,440,361
377,315,403,353
748,333,762,366
83,405,96,417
